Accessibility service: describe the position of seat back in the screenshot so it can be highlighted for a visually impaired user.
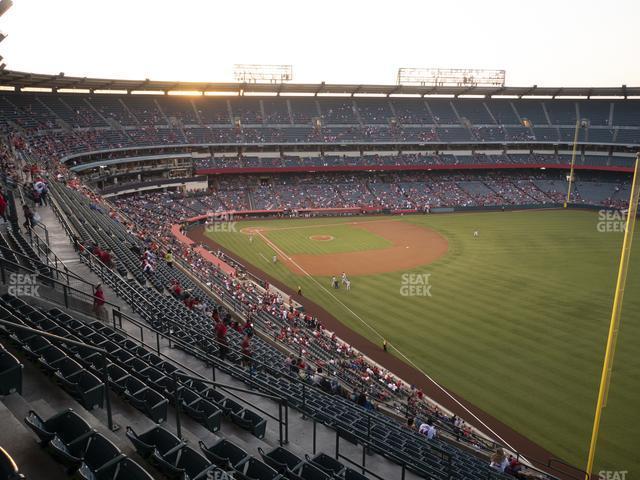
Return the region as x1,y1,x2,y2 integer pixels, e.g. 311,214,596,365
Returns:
199,439,248,469
237,457,280,480
260,447,302,472
51,410,93,444
175,446,212,477
295,462,331,480
83,433,121,470
110,458,154,480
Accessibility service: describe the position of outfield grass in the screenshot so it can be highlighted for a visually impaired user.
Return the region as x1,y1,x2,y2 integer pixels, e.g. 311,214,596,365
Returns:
206,210,640,474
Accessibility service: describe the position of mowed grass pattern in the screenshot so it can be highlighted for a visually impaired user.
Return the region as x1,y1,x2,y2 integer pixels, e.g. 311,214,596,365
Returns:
207,211,640,474
264,223,392,255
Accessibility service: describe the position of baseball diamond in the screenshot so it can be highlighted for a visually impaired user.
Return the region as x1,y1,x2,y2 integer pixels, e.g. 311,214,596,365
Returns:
195,210,640,473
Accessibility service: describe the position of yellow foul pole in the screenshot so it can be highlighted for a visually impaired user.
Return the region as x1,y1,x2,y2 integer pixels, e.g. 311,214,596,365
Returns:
565,119,581,208
585,153,640,478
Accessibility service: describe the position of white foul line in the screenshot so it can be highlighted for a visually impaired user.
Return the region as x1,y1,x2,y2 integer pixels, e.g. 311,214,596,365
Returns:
255,229,531,464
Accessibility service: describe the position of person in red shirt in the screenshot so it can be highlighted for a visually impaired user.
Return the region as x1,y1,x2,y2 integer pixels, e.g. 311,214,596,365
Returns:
241,333,252,369
99,249,112,268
93,284,107,322
0,190,7,222
215,320,228,361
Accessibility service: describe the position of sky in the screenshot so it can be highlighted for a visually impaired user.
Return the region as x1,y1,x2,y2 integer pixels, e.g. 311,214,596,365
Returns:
1,0,639,88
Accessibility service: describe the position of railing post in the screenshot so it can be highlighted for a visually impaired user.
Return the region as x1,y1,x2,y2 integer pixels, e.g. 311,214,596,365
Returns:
101,353,119,432
313,419,317,454
335,429,340,460
302,382,307,419
173,372,182,439
63,284,69,308
156,332,161,354
284,398,289,445
278,401,283,446
211,364,216,383
401,464,406,480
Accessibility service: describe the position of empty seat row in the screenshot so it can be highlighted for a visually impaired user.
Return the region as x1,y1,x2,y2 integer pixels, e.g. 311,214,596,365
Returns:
0,299,104,411
0,294,168,421
127,423,370,480
24,408,153,480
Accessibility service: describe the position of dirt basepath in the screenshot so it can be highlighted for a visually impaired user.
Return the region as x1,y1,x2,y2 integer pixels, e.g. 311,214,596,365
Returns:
188,223,572,477
287,220,448,276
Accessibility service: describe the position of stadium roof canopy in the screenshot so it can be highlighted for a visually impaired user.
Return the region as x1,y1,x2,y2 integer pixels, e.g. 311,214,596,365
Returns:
1,69,639,98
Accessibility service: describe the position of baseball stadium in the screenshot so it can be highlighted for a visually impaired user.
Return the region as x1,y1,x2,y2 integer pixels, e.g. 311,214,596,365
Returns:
0,1,637,480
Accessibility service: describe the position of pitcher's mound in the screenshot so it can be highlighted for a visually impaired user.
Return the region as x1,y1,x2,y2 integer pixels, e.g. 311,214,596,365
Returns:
309,235,335,242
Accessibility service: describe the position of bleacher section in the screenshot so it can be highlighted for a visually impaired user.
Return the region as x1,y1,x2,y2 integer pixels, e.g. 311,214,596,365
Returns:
38,173,533,480
1,93,639,169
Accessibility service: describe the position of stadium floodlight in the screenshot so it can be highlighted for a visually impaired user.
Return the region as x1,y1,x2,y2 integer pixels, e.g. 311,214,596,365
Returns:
233,64,293,84
0,0,12,17
397,67,505,87
0,32,6,44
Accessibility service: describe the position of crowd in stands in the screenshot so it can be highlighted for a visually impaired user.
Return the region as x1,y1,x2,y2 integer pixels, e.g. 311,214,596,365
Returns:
2,92,640,169
192,152,633,172
112,170,629,218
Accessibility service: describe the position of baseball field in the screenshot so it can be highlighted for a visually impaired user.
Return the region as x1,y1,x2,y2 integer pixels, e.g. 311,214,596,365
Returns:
200,209,640,474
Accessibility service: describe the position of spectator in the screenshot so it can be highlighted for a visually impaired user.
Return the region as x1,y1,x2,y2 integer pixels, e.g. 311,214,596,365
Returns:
93,284,107,322
241,332,252,369
489,448,508,472
165,249,174,268
419,420,437,440
0,189,7,222
22,204,34,231
215,318,229,361
99,248,113,268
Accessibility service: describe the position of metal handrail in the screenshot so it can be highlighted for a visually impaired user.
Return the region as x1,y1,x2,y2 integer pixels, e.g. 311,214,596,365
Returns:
172,370,289,446
0,255,121,312
106,302,456,479
27,227,84,283
0,318,117,431
0,242,84,288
